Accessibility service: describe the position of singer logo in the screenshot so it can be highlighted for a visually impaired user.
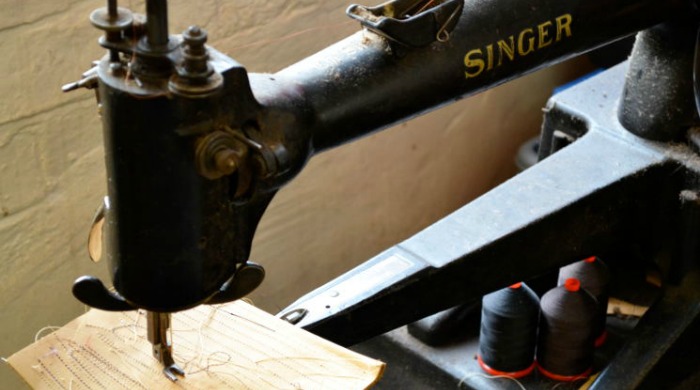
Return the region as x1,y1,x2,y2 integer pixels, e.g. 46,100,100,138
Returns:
464,14,573,79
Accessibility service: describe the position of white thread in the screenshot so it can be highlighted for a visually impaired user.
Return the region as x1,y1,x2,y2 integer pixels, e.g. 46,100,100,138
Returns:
188,350,232,375
192,305,220,368
34,326,61,342
127,310,141,344
457,372,527,390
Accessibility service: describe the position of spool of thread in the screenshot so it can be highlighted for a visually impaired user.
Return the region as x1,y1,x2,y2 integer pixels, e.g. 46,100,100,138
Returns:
478,282,540,378
537,278,598,381
558,256,610,346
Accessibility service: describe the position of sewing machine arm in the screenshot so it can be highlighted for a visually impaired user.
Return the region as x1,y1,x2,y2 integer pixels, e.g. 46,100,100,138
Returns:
279,98,679,345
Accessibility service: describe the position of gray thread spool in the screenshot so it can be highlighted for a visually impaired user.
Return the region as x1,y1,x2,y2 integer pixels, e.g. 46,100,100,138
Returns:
558,256,610,346
478,282,540,377
537,278,598,381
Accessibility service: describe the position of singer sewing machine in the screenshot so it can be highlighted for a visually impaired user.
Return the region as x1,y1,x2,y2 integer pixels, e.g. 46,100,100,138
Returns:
64,0,700,387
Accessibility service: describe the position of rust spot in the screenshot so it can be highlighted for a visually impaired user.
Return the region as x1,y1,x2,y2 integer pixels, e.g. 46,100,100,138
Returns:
198,236,208,249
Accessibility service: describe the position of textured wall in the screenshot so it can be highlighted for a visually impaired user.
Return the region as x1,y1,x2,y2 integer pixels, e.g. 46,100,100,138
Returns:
0,0,584,387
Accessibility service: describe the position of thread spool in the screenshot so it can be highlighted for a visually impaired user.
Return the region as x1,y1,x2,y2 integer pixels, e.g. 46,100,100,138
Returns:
478,282,540,378
537,278,598,381
558,256,610,346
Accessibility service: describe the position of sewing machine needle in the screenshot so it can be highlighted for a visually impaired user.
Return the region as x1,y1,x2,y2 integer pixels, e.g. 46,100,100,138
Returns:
146,311,185,381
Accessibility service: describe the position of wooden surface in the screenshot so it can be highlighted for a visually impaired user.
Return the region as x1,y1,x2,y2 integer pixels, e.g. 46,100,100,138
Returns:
7,301,384,389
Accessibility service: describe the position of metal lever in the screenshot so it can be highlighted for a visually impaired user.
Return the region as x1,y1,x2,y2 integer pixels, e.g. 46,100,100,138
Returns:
72,276,135,311
62,67,99,93
347,0,463,47
147,312,185,381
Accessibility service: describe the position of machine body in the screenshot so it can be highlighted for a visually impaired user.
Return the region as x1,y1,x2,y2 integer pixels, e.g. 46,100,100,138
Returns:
64,0,700,384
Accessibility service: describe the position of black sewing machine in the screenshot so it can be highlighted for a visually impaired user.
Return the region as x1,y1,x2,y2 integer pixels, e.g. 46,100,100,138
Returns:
64,0,700,387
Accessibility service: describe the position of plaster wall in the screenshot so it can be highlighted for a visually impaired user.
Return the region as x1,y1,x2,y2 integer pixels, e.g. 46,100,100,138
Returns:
0,0,584,387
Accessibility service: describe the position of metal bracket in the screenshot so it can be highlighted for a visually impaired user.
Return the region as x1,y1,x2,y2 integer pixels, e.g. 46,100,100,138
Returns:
147,312,186,381
347,0,464,47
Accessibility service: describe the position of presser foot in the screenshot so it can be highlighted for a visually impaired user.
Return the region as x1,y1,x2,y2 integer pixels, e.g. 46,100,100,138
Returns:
161,361,186,382
147,311,185,381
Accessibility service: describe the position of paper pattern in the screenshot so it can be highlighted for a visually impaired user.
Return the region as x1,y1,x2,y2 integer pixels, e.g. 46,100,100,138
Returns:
8,301,384,389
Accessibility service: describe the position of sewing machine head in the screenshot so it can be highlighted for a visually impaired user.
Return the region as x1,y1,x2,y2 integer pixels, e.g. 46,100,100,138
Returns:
67,0,282,314
64,0,302,378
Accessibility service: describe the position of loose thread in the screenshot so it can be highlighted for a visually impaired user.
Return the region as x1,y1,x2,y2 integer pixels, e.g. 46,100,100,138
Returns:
549,373,591,390
187,350,233,375
127,310,141,344
228,312,276,332
34,326,61,343
192,305,220,368
457,372,527,390
107,311,142,345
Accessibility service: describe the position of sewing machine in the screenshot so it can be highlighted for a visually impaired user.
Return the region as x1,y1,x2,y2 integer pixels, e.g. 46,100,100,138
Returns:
64,0,700,387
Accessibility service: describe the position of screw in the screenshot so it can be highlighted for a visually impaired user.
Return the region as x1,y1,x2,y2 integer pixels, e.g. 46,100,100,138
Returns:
109,62,123,75
180,25,210,77
183,26,207,54
187,25,202,37
214,149,238,176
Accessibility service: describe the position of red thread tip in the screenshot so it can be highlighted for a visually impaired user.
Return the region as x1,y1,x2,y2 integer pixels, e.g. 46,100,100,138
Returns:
584,256,597,263
595,330,608,348
509,282,522,289
564,278,580,292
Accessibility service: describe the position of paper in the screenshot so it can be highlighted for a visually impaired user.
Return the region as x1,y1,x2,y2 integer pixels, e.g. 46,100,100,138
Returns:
8,301,384,389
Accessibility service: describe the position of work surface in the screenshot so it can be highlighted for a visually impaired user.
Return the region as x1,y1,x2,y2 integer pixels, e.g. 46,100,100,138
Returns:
7,301,384,389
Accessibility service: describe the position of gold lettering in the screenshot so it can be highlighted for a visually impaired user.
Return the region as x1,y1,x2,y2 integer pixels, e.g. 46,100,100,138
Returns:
538,21,553,49
486,44,494,70
464,49,485,78
555,14,572,42
463,14,573,79
496,37,515,66
518,28,536,56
